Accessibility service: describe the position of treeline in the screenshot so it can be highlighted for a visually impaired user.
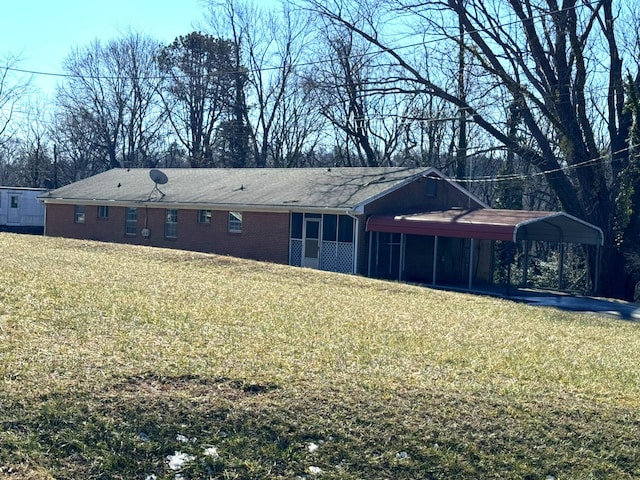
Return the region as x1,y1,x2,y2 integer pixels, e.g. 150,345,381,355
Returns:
0,1,539,204
2,0,640,300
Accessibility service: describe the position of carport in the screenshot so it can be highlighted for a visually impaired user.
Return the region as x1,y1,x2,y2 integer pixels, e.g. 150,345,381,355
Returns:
366,208,604,292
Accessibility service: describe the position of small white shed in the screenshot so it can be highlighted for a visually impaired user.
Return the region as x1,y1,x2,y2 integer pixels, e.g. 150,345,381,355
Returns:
0,187,46,232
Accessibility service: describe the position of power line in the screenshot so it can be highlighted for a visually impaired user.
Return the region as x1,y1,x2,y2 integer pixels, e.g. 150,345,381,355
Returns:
447,146,632,185
2,1,622,94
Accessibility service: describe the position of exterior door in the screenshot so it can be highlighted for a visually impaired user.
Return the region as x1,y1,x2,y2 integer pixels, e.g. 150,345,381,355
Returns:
302,217,321,268
8,195,20,224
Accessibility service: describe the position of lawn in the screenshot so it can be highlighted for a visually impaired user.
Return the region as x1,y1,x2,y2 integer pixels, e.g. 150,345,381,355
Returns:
0,233,639,479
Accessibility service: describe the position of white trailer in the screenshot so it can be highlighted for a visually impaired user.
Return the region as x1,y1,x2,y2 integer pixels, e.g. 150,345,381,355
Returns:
0,187,46,233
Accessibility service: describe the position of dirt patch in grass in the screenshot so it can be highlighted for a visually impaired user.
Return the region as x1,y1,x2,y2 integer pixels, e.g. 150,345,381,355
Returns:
117,374,278,398
2,375,640,479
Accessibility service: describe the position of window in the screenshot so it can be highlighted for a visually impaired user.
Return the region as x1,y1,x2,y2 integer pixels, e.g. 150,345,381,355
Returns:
291,213,303,239
198,209,212,224
323,214,337,241
125,208,137,236
98,205,109,219
74,205,85,224
10,196,19,208
338,215,354,242
165,209,178,238
228,211,242,233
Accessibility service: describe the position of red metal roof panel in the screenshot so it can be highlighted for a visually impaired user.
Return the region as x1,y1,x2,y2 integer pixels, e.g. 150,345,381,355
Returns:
366,209,602,245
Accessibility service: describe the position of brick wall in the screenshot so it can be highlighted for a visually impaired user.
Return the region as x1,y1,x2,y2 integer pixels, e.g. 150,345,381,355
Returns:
45,204,291,265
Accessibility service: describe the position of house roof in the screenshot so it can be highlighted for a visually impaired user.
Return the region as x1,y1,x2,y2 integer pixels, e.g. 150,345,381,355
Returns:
41,167,459,213
367,208,604,245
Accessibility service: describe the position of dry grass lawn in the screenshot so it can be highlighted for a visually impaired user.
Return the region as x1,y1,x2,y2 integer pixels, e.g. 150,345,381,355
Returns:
0,233,639,479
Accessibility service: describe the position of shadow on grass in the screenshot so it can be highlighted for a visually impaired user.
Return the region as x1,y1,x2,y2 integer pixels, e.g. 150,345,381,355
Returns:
2,375,640,479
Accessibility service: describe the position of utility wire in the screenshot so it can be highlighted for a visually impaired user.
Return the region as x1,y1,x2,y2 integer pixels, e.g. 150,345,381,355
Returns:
2,2,616,90
445,146,633,184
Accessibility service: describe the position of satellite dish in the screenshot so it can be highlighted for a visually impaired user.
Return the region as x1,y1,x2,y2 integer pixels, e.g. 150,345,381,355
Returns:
148,169,168,200
149,169,168,185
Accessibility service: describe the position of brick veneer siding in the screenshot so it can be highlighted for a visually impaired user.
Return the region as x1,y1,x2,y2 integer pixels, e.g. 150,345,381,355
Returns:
45,204,291,264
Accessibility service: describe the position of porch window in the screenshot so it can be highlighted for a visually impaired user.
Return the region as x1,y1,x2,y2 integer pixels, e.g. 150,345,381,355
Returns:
291,212,303,239
338,215,354,242
74,205,85,224
125,208,137,236
323,214,337,241
228,211,242,233
165,209,178,238
10,196,19,209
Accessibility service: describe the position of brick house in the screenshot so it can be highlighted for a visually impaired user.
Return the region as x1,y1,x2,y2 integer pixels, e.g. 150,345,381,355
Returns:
40,167,603,291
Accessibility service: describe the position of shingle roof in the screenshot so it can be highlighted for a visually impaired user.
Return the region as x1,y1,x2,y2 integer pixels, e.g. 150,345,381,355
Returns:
42,167,433,212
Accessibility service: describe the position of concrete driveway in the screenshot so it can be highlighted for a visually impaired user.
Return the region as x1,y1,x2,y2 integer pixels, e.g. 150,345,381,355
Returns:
509,290,640,321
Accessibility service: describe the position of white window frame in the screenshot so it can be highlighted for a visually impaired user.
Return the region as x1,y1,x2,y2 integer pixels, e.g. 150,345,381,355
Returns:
228,211,242,233
165,209,178,238
74,205,85,224
125,208,137,236
198,209,212,224
98,205,109,219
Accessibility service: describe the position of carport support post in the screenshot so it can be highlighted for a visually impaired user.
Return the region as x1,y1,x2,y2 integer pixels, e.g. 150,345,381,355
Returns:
367,231,373,277
399,233,406,281
375,232,380,277
594,244,600,294
432,236,439,285
468,238,474,290
558,243,565,290
522,240,530,287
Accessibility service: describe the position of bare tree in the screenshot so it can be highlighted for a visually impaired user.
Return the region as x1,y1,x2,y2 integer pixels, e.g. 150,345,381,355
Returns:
206,0,326,167
157,32,240,167
0,55,31,149
303,0,640,298
56,32,165,171
50,110,104,183
303,24,394,166
0,139,20,185
12,99,53,188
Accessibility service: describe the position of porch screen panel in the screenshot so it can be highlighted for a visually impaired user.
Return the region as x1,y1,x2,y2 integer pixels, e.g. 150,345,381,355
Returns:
321,241,336,271
290,239,302,266
291,213,354,272
320,215,354,273
289,213,303,266
338,215,354,242
323,215,337,241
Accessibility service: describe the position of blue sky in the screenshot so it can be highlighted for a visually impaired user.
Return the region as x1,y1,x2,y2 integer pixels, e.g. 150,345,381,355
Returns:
1,0,209,96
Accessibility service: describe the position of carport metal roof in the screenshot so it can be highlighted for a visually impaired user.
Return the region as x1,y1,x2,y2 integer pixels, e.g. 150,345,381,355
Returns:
366,208,603,245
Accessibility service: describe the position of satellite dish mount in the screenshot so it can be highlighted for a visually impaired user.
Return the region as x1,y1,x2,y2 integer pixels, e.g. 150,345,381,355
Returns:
148,169,168,200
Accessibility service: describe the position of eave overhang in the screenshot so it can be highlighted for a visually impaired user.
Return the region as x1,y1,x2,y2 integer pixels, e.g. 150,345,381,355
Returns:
40,196,360,216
